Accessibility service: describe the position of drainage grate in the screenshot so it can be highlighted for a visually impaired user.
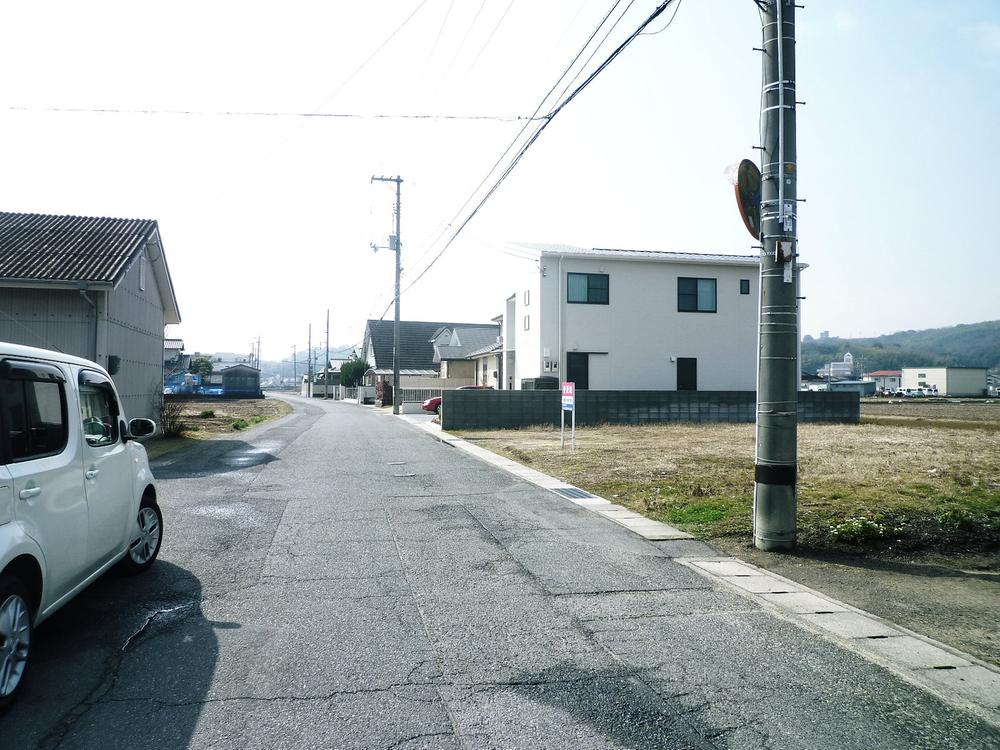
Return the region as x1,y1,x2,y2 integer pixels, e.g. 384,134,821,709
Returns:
552,486,595,500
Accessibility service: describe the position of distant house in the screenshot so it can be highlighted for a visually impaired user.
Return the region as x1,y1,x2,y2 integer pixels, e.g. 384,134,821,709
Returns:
817,352,855,381
866,370,901,392
901,367,987,397
164,338,190,376
499,244,792,390
469,339,503,388
431,324,502,381
0,212,181,419
360,319,499,387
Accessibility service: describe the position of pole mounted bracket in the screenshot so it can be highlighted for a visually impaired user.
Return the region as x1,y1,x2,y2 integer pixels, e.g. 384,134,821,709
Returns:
755,463,797,486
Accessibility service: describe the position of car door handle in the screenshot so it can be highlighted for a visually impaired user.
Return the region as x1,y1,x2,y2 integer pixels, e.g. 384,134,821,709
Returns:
19,487,41,500
85,469,100,480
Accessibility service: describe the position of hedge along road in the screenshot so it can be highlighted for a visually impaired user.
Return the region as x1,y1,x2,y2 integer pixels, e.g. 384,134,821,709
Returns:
3,395,997,749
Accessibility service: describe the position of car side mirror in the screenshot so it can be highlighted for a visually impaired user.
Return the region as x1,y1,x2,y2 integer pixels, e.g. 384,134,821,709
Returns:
128,418,157,439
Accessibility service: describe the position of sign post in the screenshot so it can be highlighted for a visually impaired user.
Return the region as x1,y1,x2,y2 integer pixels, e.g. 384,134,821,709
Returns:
561,382,576,451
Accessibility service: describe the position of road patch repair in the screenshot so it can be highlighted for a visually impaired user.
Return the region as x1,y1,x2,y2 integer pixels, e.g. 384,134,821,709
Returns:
398,412,1000,728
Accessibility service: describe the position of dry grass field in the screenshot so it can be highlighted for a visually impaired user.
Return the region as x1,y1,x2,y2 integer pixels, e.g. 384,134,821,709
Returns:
456,402,1000,554
861,398,1000,430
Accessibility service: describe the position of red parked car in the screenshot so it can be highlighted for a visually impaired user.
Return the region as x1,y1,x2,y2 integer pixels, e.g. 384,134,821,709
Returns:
422,385,494,414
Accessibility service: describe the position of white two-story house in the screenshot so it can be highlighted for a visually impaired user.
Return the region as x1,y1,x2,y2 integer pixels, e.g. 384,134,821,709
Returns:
501,244,795,391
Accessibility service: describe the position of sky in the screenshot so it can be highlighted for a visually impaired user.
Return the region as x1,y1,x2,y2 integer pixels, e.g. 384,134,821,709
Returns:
1,0,998,361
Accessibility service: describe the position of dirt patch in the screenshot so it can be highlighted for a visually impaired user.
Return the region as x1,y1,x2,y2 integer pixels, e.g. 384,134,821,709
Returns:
173,397,292,436
144,397,292,459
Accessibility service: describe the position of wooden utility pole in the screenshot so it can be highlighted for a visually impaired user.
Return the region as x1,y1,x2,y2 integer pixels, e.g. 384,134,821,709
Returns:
371,175,403,415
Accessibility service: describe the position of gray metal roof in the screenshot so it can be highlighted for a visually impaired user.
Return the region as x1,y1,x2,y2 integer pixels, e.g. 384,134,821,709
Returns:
435,326,502,361
510,243,760,266
0,212,158,283
466,340,502,358
364,320,498,371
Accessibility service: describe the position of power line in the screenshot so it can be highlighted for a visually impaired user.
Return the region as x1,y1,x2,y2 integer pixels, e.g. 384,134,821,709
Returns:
424,0,457,69
381,0,682,318
640,0,683,35
310,0,431,113
376,0,629,318
3,105,542,122
396,0,677,308
468,0,517,72
442,0,488,80
404,0,627,276
551,0,638,107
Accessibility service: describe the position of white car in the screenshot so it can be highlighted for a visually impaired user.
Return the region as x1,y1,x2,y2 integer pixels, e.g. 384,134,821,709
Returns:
1,342,163,709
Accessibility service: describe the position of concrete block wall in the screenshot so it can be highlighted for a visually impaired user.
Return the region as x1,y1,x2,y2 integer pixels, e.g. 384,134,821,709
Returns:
441,390,859,430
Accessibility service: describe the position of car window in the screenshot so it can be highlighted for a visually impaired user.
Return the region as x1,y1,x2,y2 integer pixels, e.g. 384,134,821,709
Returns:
79,382,119,447
1,376,68,461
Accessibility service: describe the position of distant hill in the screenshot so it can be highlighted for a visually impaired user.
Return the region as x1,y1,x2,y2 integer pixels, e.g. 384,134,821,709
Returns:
801,321,1000,375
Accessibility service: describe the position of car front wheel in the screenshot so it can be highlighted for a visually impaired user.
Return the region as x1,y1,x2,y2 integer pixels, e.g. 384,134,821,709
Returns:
0,575,32,711
119,497,163,575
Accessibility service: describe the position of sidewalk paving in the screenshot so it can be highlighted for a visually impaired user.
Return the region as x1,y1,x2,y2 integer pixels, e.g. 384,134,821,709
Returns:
397,411,1000,729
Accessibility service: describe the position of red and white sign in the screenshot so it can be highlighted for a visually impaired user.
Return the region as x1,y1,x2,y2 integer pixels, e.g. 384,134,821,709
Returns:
561,382,575,411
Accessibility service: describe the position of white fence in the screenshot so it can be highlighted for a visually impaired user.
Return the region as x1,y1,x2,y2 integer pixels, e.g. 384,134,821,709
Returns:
398,388,442,403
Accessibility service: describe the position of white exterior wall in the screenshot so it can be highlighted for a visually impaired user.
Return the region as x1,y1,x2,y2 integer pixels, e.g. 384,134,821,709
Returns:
510,253,759,390
871,374,901,391
901,367,987,396
901,367,946,392
946,369,987,396
511,273,541,385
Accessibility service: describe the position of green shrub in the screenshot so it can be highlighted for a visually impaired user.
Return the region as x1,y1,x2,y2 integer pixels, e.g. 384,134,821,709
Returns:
232,418,249,431
198,409,216,419
828,516,898,545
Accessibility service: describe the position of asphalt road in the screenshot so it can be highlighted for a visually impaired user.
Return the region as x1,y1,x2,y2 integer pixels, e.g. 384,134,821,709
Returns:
2,396,998,749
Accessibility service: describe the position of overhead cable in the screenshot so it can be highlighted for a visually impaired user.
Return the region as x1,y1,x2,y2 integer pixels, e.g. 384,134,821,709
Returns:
3,105,541,122
402,0,627,278
393,0,682,310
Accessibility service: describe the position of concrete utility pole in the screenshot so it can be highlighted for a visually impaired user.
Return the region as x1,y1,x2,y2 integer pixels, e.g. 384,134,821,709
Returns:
293,345,297,390
324,308,330,399
307,324,313,398
754,0,799,551
371,175,403,416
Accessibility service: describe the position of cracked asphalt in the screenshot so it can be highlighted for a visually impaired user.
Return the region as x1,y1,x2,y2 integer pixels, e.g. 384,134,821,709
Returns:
2,396,998,749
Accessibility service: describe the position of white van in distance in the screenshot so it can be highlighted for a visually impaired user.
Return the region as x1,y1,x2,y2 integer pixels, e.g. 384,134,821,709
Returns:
0,342,163,709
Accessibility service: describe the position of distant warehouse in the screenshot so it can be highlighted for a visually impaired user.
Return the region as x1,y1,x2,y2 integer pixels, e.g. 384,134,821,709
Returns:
901,367,987,397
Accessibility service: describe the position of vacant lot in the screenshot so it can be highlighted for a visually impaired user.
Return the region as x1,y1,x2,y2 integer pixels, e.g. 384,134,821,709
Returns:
862,398,1000,430
456,403,1000,664
456,418,1000,554
145,397,292,459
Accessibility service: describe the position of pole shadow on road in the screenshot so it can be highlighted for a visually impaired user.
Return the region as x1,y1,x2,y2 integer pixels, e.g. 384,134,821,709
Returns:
0,561,227,750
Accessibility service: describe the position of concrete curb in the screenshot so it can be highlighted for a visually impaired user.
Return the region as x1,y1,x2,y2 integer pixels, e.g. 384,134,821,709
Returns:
396,411,1000,728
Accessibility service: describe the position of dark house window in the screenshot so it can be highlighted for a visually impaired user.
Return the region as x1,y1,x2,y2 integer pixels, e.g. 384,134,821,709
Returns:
567,273,609,305
740,279,750,295
678,277,717,313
